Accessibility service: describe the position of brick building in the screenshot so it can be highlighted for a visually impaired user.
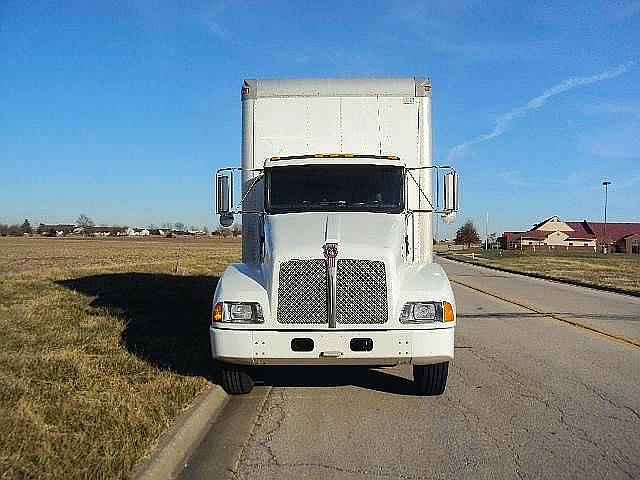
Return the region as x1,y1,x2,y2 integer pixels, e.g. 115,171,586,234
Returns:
498,216,640,254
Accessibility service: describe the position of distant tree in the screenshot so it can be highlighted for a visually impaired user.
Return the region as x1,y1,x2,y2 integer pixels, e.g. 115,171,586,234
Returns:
202,226,209,235
0,224,8,236
161,222,173,230
20,219,32,234
232,224,242,237
174,222,185,231
148,223,157,229
76,214,94,228
454,219,480,247
7,224,22,236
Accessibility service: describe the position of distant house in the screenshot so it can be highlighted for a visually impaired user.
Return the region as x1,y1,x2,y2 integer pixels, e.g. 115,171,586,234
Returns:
171,230,193,236
87,226,127,236
498,216,640,254
38,224,75,236
498,217,596,252
578,221,640,254
622,233,640,255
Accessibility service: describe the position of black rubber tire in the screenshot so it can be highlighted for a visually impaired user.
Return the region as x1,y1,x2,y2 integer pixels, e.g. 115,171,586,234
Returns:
413,362,448,396
220,365,254,394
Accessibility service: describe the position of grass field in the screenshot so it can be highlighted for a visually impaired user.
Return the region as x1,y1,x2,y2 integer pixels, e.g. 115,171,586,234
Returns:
440,250,640,294
0,236,241,479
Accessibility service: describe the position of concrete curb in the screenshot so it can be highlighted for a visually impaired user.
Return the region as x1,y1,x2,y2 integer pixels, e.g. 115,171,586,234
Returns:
130,384,229,480
438,254,640,298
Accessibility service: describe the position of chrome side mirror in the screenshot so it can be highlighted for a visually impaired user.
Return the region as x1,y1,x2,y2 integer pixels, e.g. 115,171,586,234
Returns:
443,172,458,212
216,174,232,214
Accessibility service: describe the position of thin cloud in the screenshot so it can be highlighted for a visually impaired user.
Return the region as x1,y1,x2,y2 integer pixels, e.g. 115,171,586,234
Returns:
447,61,636,162
616,174,640,189
498,170,536,188
383,2,542,62
584,99,640,115
582,123,640,159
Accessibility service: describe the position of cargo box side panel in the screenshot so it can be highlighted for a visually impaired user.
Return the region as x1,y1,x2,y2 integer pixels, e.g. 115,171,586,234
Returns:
253,98,311,161
378,97,420,167
339,97,381,155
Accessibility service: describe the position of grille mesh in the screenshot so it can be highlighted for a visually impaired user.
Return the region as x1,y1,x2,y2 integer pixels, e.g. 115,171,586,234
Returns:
337,259,388,324
277,258,388,325
277,259,327,324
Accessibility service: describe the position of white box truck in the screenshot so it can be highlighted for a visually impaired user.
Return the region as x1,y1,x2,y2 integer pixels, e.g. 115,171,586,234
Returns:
212,77,459,395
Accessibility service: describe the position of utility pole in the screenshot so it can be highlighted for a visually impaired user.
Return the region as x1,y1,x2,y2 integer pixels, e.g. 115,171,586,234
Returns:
602,180,611,254
485,212,489,251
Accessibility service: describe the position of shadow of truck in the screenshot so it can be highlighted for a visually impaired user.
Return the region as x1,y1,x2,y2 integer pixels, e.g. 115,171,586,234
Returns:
57,273,219,378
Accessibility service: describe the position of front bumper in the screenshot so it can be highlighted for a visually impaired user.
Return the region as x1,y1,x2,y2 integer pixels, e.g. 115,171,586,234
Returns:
210,327,454,366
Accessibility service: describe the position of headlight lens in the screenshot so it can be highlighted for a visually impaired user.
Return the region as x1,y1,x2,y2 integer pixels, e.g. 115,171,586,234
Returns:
414,303,436,320
230,303,253,320
212,302,264,324
399,301,454,323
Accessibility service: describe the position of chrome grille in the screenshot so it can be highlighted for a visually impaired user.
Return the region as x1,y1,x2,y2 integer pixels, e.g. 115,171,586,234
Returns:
277,259,327,324
337,259,388,324
276,258,388,325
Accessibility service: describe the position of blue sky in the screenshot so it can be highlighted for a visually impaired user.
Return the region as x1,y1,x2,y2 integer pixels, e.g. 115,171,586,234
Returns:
1,0,639,236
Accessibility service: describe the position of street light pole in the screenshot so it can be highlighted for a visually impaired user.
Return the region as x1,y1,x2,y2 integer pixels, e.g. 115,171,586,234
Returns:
602,180,611,254
485,211,488,251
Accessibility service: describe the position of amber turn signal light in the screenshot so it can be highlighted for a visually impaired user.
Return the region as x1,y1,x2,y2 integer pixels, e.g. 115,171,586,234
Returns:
212,302,223,323
443,301,455,322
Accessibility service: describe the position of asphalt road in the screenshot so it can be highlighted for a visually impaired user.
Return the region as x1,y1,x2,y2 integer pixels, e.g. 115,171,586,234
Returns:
180,258,640,480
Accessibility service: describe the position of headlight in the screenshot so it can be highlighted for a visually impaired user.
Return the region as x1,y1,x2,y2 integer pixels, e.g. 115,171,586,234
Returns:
212,302,264,324
399,301,454,323
414,303,436,320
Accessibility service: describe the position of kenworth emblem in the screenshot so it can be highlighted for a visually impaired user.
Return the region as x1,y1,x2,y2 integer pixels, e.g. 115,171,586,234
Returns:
323,242,339,267
324,242,339,328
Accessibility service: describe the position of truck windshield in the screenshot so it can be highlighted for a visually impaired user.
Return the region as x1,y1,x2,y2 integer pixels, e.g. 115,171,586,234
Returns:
265,164,404,214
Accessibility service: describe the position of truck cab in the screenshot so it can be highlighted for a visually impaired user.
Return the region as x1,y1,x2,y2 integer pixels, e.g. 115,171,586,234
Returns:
212,77,458,395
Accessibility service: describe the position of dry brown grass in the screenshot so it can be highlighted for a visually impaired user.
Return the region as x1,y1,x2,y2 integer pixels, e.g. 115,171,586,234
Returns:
0,236,241,479
441,250,640,293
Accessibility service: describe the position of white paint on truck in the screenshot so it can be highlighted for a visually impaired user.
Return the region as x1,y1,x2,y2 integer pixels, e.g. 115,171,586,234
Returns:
211,77,458,395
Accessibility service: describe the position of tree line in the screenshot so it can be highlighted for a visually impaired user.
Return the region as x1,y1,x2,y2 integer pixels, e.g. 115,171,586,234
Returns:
2,214,480,243
1,215,241,237
0,219,33,236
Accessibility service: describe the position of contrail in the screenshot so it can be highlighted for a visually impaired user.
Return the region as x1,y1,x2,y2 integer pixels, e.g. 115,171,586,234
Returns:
447,61,635,162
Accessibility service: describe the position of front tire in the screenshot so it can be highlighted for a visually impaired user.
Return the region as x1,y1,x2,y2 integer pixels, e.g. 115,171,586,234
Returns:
220,364,254,394
413,362,448,396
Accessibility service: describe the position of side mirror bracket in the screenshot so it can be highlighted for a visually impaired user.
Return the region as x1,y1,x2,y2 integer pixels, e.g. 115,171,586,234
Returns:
405,165,459,215
214,168,264,226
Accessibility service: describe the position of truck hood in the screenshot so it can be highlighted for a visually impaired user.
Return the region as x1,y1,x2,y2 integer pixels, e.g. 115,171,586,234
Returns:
263,212,405,262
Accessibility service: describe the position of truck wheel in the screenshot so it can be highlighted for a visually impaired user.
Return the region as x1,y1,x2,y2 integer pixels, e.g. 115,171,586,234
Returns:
220,365,254,394
413,362,448,396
